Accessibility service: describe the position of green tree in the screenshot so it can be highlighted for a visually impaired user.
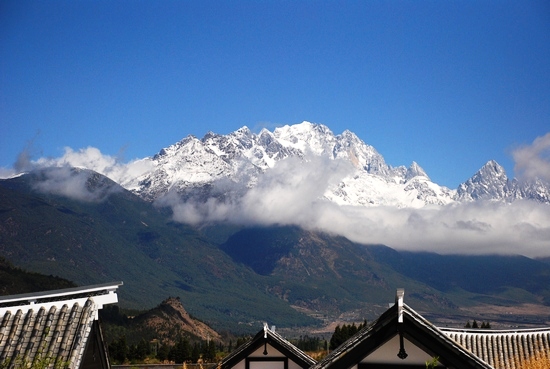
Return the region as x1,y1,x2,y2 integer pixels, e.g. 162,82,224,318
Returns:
293,335,322,352
329,325,343,350
136,338,150,361
235,336,250,349
108,335,128,364
157,344,170,362
349,323,358,337
170,337,191,364
329,321,367,351
191,342,201,362
202,340,216,362
480,321,491,329
127,343,138,362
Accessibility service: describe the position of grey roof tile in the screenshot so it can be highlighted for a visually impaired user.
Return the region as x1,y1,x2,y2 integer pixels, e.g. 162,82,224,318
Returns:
0,282,121,369
441,328,550,369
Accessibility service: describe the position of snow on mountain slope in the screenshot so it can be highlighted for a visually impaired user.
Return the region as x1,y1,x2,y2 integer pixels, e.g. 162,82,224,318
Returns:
455,160,550,203
456,160,510,201
119,121,549,209
126,121,458,207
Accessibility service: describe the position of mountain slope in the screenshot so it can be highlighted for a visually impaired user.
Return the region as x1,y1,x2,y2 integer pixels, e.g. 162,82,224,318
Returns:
222,227,452,313
220,226,550,322
0,256,76,296
367,247,550,306
0,169,317,333
2,167,550,333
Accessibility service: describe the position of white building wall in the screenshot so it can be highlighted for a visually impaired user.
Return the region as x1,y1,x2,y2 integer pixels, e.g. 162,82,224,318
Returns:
361,335,435,365
231,343,304,369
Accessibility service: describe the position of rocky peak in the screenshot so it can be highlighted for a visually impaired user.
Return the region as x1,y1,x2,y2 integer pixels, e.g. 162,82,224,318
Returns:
134,297,220,344
406,162,429,181
456,160,510,201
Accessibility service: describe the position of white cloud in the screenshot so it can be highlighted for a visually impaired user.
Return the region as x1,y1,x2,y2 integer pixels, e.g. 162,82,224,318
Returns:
2,146,154,186
3,144,549,257
158,155,355,226
160,155,550,257
0,167,17,179
35,147,118,173
1,146,154,202
31,166,121,202
513,132,550,182
319,200,550,257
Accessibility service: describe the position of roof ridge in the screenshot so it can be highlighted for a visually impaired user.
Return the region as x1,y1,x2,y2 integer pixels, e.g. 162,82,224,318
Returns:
0,282,122,307
440,327,550,334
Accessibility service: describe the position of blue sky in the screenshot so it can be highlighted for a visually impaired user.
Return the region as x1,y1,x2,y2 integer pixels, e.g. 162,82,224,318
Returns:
2,0,549,188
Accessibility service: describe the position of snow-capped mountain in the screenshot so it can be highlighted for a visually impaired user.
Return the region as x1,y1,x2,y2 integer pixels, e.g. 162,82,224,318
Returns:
456,160,550,203
456,160,511,201
122,121,549,207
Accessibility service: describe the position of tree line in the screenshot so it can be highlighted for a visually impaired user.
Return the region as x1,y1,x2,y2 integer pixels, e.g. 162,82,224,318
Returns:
329,321,368,350
464,320,491,329
290,335,326,352
108,335,218,365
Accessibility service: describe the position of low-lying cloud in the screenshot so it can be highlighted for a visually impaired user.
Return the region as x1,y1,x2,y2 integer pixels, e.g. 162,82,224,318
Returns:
1,146,154,202
31,166,121,203
33,147,154,186
158,155,550,258
2,138,549,257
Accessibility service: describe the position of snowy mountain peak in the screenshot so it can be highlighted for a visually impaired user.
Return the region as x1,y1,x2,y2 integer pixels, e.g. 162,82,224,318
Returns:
480,160,506,176
406,161,429,181
235,126,252,135
273,121,336,155
119,122,548,207
456,160,509,201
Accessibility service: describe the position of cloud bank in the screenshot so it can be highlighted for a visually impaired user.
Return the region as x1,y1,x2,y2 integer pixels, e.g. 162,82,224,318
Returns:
1,146,153,203
31,166,122,203
157,155,550,258
33,147,154,186
2,134,549,257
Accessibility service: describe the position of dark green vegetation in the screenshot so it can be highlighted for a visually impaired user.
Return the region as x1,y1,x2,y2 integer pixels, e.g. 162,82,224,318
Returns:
367,247,550,306
464,320,491,329
0,256,76,296
0,169,315,333
329,321,368,350
2,169,550,334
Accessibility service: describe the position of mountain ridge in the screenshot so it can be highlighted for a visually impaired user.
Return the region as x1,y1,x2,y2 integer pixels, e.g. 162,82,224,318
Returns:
116,122,549,208
6,122,548,208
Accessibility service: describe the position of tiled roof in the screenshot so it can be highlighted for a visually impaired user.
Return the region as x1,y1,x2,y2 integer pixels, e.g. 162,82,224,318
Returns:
442,327,550,369
218,289,550,369
311,302,492,369
0,282,121,369
221,323,316,369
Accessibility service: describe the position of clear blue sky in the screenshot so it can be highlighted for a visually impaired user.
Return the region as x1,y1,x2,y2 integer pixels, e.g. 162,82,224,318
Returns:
1,0,549,188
